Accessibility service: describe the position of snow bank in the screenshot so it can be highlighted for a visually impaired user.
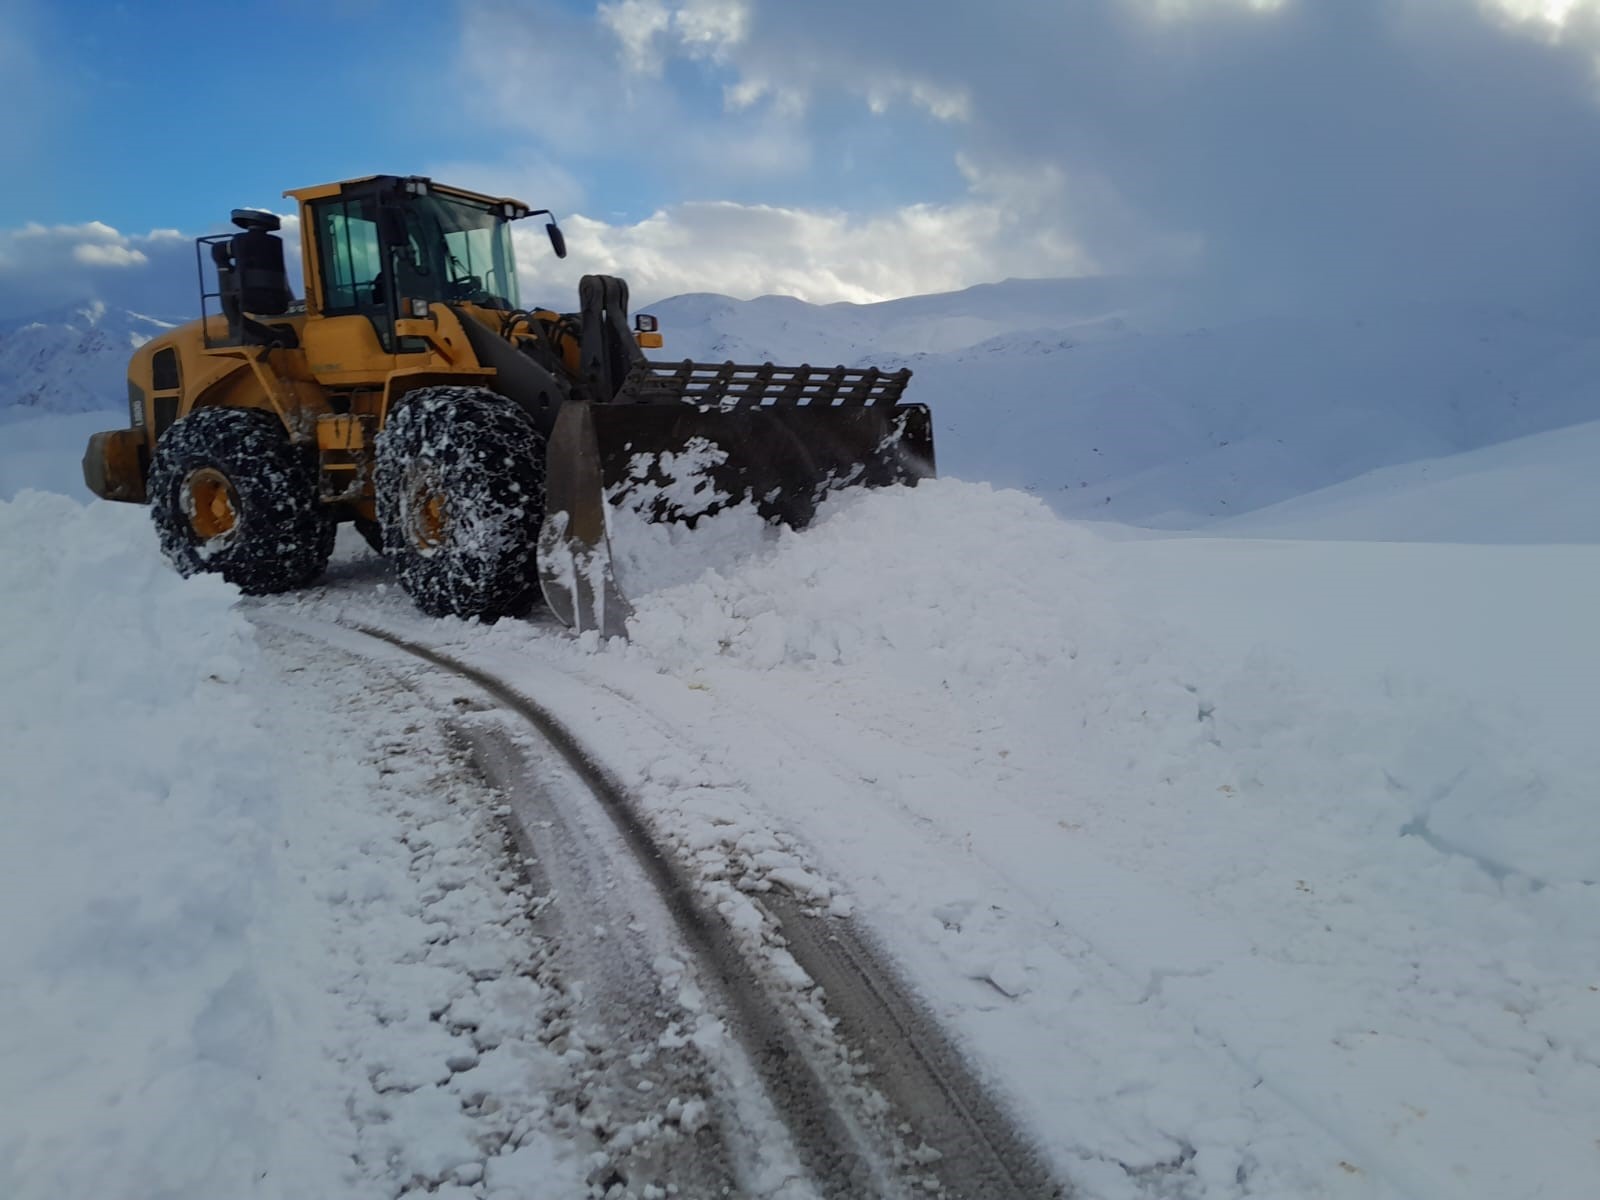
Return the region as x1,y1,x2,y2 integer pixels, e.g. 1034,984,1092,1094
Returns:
0,492,344,1200
610,478,1600,1197
626,479,1116,675
627,479,1600,886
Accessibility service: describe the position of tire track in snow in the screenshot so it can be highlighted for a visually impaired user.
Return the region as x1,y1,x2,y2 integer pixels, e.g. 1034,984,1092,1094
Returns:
343,621,1066,1200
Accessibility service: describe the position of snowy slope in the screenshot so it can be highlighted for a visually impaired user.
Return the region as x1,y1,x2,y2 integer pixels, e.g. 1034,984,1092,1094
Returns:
641,276,1170,364
0,300,176,420
1203,417,1600,543
579,483,1600,1197
649,283,1600,528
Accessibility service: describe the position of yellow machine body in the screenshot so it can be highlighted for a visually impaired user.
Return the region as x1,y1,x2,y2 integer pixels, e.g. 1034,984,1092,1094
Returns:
84,176,600,524
81,173,932,632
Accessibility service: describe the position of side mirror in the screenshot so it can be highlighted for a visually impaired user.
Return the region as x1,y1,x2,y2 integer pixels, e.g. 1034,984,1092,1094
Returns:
546,221,567,260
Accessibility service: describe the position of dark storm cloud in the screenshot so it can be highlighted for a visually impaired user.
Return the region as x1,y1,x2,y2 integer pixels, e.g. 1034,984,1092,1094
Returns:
694,0,1600,303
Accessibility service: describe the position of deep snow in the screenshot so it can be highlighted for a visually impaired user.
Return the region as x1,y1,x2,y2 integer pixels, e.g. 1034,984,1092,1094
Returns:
5,277,1600,1198
263,467,1599,1198
7,464,1599,1195
590,481,1600,1197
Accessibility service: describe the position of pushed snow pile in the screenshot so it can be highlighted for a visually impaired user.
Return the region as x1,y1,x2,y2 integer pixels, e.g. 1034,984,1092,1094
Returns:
0,493,314,1199
627,478,1118,674
628,477,1600,883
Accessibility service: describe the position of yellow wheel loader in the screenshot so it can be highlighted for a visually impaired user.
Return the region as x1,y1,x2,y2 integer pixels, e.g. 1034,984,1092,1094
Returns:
82,175,934,634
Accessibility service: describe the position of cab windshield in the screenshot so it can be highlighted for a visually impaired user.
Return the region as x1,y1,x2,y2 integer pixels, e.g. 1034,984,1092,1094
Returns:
397,193,521,310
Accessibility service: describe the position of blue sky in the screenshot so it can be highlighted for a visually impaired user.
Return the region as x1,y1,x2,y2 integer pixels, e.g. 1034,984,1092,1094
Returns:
3,0,963,231
6,0,541,229
6,0,1600,319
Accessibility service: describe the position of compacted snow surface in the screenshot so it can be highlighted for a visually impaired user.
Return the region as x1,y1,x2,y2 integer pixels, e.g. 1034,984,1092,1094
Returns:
566,482,1600,1198
5,468,1599,1196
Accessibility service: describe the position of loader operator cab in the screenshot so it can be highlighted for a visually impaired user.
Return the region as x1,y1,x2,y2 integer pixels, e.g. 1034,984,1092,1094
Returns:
200,176,567,352
304,176,565,326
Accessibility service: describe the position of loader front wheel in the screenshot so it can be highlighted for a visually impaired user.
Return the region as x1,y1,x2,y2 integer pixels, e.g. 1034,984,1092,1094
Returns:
375,387,546,620
148,406,335,594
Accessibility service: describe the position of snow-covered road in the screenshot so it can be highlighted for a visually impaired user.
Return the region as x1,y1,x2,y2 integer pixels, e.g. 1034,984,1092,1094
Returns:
270,613,1062,1199
5,478,1598,1200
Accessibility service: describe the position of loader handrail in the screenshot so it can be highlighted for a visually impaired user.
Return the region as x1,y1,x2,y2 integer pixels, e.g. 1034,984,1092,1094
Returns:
616,360,913,409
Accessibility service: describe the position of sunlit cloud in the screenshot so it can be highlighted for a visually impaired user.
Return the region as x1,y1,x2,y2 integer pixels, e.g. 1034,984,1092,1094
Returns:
1125,0,1287,20
509,0,1600,306
511,163,1099,307
1485,0,1594,27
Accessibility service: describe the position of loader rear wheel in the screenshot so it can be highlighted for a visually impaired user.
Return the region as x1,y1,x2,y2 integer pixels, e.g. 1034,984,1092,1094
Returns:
148,406,335,594
375,386,546,620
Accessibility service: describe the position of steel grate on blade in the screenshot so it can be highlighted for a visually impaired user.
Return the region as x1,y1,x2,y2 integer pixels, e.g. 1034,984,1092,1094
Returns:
617,360,913,409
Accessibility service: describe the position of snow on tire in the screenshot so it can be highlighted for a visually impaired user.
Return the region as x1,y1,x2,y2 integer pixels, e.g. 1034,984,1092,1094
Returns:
375,386,547,621
148,405,335,594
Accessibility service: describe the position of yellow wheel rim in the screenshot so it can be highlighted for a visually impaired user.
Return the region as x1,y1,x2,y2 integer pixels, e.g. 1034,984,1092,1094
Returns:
411,487,448,550
185,468,238,541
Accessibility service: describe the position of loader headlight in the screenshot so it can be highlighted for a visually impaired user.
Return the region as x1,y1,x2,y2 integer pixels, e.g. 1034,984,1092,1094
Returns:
130,397,145,427
408,298,430,318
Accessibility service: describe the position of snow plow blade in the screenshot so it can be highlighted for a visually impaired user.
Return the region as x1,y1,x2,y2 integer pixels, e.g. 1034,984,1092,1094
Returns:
537,364,934,637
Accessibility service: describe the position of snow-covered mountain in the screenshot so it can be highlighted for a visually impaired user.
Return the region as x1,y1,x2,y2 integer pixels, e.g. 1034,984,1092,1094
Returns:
650,280,1600,527
0,300,181,420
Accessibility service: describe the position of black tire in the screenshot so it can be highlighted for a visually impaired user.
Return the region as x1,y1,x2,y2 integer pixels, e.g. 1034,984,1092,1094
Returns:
148,406,335,594
375,386,546,620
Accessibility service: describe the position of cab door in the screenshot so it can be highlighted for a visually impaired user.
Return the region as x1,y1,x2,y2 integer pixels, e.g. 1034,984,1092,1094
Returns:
302,193,397,386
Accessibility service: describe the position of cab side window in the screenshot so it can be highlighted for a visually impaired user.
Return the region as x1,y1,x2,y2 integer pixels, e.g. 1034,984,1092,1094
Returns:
314,197,386,313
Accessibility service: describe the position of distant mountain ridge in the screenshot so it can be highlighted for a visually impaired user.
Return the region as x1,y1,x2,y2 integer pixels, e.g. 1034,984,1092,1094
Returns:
0,301,182,421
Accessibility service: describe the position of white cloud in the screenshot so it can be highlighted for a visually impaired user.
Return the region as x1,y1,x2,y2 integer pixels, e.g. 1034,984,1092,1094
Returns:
1127,0,1286,20
593,0,969,124
459,0,812,182
598,0,674,74
459,0,1600,307
420,158,588,217
1485,0,1595,27
72,243,149,268
673,0,748,52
